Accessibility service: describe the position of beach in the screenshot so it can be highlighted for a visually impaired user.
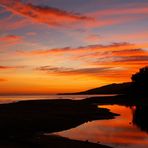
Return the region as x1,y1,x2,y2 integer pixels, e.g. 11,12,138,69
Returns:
0,97,117,148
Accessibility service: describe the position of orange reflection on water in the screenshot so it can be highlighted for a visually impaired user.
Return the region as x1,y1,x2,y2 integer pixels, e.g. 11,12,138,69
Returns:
55,105,148,148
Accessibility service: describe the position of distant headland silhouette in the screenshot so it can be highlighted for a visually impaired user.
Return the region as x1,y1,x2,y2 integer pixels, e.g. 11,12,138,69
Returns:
60,66,148,97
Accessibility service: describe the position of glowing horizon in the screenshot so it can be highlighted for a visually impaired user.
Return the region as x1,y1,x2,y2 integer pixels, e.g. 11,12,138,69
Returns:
0,0,148,94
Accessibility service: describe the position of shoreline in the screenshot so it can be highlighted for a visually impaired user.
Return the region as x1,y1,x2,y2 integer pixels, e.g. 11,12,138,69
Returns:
0,94,147,147
0,98,118,148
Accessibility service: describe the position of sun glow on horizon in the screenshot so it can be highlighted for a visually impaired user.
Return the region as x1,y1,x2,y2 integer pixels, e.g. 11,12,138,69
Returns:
0,0,148,94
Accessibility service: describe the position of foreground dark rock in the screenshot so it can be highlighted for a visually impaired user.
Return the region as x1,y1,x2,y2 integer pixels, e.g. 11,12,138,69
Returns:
0,135,112,148
0,99,117,147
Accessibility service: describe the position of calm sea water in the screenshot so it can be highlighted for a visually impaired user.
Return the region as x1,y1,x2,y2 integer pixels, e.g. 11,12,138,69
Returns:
0,95,147,147
0,94,114,104
54,105,148,148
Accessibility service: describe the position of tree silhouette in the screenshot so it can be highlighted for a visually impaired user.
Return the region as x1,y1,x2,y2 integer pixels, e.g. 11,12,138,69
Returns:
133,105,148,133
131,66,148,95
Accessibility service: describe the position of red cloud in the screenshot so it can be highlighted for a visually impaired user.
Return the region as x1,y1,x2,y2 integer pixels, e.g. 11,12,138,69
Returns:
0,66,16,70
0,1,147,30
0,35,22,44
0,0,92,27
17,43,148,68
18,42,134,56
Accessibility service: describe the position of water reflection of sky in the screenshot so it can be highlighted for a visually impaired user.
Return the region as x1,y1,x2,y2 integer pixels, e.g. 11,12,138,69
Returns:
0,94,116,104
55,105,148,148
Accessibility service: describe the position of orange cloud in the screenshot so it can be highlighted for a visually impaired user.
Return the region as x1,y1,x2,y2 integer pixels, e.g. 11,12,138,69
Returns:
35,65,132,83
17,42,148,70
91,48,148,62
36,65,138,82
0,66,15,70
29,42,147,84
0,78,7,82
108,31,148,42
1,42,147,94
36,66,113,76
0,0,92,27
18,42,135,56
111,49,147,57
17,43,148,65
0,65,25,70
0,35,22,44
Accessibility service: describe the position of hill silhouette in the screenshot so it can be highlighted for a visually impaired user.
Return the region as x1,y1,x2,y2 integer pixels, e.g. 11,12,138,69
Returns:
60,82,131,95
60,66,148,95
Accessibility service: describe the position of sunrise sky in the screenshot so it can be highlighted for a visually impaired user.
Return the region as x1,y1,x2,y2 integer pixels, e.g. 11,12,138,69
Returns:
0,0,148,94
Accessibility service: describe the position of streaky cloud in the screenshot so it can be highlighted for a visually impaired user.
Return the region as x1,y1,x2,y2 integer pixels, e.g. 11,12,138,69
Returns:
0,0,93,27
36,65,120,76
0,65,25,70
0,34,22,44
